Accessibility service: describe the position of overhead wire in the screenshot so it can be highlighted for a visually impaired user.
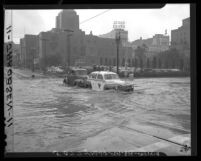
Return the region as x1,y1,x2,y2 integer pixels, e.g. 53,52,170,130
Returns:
80,9,111,25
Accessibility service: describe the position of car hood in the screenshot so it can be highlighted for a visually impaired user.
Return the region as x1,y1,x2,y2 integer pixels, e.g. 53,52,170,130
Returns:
106,79,133,86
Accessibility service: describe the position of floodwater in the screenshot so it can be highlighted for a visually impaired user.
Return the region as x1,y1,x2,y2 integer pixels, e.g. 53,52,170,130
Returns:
12,75,191,153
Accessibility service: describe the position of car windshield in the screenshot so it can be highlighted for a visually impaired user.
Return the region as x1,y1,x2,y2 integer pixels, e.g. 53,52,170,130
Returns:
104,74,119,80
75,70,87,75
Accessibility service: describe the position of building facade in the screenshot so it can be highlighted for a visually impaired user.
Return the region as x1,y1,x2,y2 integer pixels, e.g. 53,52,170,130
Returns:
171,17,190,57
131,33,170,58
56,10,79,31
20,9,134,69
99,29,128,46
84,31,133,67
20,34,39,69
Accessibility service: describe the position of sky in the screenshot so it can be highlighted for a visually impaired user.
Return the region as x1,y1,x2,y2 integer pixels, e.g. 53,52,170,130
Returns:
5,4,190,44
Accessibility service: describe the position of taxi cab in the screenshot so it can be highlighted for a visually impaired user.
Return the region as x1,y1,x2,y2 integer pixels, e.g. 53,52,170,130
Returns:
88,71,134,91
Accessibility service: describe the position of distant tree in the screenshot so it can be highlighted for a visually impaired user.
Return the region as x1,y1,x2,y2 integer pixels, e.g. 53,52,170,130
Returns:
128,59,131,67
157,48,183,69
152,56,157,68
135,58,138,68
41,54,62,67
140,58,143,69
134,45,147,60
158,58,162,68
122,58,125,66
134,44,148,69
167,48,181,68
146,58,150,68
180,59,184,71
171,60,175,68
132,59,135,67
165,60,169,69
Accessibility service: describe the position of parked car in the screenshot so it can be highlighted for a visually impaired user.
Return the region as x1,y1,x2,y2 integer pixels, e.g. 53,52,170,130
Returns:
64,68,88,87
87,71,134,92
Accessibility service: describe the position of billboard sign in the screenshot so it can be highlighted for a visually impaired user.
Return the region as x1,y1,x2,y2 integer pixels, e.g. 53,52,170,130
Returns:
113,21,125,29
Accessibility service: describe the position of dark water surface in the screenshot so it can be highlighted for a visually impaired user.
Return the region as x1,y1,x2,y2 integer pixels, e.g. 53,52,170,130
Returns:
13,76,190,152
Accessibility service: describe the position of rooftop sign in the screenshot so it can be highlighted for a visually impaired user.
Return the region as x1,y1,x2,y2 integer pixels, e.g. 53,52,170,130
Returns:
113,21,125,29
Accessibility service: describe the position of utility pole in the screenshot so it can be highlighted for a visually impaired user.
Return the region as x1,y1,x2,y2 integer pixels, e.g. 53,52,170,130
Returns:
64,29,74,73
115,30,121,75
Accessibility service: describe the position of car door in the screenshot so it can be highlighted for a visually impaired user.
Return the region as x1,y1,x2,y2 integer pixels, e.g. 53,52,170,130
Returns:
91,73,105,91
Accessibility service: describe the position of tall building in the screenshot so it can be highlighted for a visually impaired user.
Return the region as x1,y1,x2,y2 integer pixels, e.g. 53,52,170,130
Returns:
56,10,79,31
20,34,39,68
39,27,86,67
171,17,190,57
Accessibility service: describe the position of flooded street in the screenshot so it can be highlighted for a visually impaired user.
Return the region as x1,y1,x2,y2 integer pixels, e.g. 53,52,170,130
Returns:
13,75,191,154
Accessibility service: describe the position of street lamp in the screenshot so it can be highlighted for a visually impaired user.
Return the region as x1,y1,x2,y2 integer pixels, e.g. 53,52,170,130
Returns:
64,29,74,73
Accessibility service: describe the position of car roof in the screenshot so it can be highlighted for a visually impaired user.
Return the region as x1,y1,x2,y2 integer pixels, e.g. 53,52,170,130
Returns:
90,71,117,75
